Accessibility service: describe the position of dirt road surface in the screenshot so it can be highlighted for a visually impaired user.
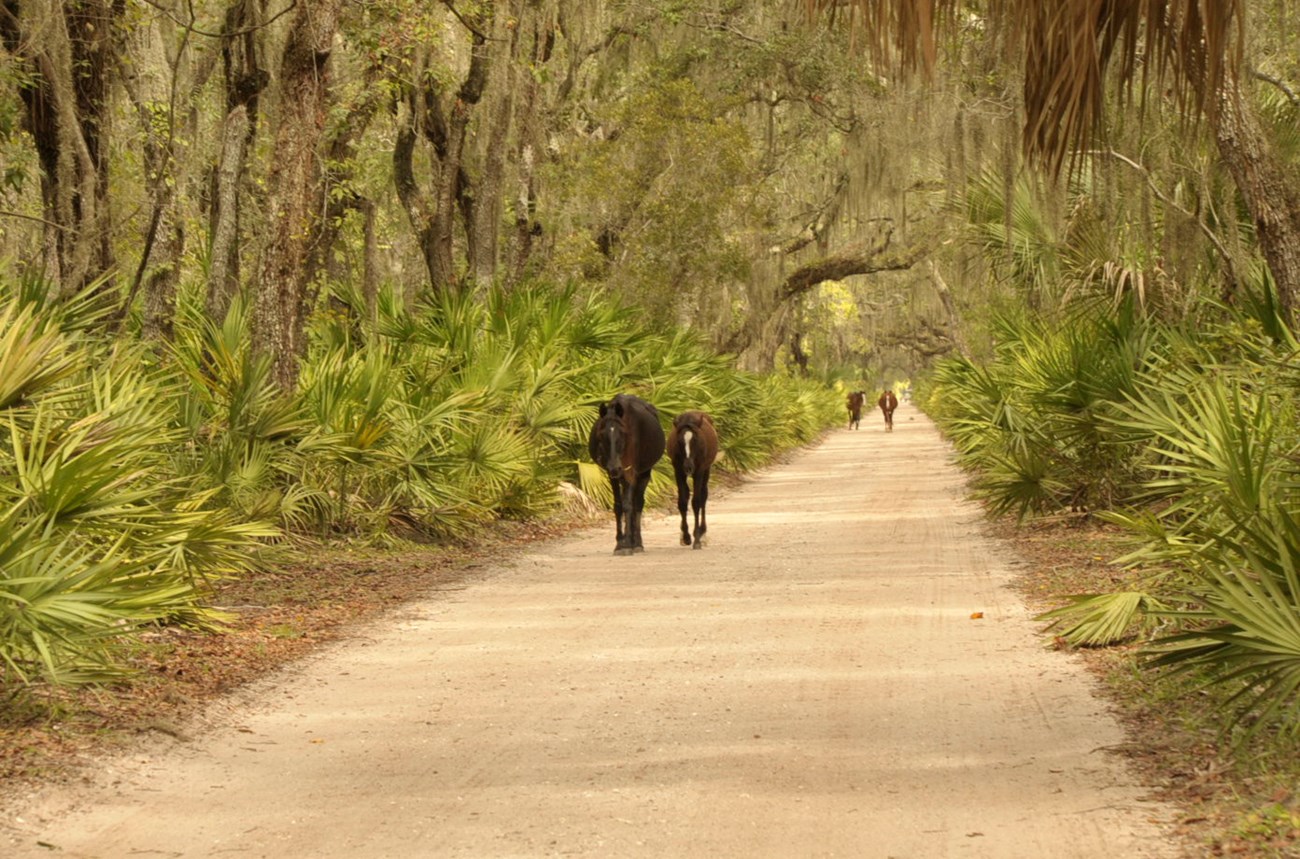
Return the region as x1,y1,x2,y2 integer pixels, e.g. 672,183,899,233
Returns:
4,403,1180,858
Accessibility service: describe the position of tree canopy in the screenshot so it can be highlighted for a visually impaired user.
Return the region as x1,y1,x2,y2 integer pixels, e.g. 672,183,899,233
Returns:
0,0,1296,378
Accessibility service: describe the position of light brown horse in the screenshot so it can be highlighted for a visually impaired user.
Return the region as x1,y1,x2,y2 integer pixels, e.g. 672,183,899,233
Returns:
847,391,866,430
667,411,719,549
878,389,898,431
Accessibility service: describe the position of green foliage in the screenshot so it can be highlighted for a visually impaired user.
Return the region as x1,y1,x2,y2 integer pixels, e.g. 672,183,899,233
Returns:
929,281,1300,739
550,77,753,323
925,303,1156,519
965,168,1063,305
1096,335,1300,740
170,295,312,526
274,281,842,541
0,282,275,687
1039,590,1167,647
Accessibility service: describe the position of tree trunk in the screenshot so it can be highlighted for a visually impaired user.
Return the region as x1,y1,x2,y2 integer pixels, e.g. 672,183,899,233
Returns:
432,22,490,290
207,105,251,322
470,8,520,289
393,6,496,294
141,222,184,341
393,112,438,290
303,82,384,299
362,199,379,320
510,5,556,282
1213,81,1300,328
251,0,342,391
119,10,213,340
207,0,269,321
927,260,969,357
2,0,120,297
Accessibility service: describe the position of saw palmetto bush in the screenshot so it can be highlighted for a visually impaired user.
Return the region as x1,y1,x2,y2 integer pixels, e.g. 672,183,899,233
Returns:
170,295,318,529
925,303,1157,520
0,285,274,687
291,286,553,539
295,281,843,541
1095,328,1300,739
947,285,1300,738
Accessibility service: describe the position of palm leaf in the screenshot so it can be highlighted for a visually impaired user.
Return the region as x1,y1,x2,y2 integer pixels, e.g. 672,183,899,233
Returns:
1039,591,1164,647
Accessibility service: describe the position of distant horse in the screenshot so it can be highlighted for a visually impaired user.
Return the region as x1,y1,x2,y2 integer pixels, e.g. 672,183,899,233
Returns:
847,391,866,430
878,389,898,432
667,411,719,549
588,394,666,555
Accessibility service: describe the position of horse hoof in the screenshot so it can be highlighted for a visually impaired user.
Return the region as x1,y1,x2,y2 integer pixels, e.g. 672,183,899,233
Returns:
633,546,645,554
681,536,691,547
614,547,635,556
692,541,703,550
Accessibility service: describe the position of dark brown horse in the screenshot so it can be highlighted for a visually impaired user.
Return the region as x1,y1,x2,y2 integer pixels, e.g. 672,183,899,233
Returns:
667,411,719,549
878,389,898,431
588,394,666,555
847,391,866,430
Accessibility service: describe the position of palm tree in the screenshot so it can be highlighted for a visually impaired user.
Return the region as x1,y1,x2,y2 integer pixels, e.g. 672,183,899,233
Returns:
804,1,1300,326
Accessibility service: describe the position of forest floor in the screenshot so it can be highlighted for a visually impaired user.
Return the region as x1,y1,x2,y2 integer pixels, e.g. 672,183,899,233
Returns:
0,405,1289,852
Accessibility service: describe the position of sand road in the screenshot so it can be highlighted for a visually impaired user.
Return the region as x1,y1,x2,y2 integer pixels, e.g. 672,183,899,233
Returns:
4,403,1179,858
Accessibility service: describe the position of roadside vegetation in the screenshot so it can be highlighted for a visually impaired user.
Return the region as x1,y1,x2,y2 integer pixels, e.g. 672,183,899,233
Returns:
919,147,1300,859
0,275,840,696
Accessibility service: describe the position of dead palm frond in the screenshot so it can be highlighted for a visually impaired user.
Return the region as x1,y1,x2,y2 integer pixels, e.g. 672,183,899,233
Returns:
801,0,1245,174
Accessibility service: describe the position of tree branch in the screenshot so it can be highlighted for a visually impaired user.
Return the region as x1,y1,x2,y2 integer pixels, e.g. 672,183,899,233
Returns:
0,209,69,231
442,0,492,42
878,318,955,358
1091,149,1238,285
780,232,928,299
1251,67,1300,108
771,172,852,256
556,24,638,105
133,0,297,39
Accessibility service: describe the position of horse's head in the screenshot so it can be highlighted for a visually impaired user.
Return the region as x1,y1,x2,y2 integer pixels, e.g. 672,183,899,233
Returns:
594,400,629,479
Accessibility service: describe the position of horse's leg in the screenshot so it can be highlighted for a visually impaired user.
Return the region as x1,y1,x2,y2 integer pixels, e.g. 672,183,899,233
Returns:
610,474,625,551
618,473,639,553
692,467,710,549
675,467,692,546
629,473,651,553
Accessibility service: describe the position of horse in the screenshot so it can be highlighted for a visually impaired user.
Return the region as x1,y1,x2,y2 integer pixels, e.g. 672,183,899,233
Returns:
878,389,898,432
847,391,865,430
667,410,719,549
588,394,666,555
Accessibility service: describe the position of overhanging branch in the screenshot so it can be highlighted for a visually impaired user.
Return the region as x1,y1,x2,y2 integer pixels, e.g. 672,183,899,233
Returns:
780,233,928,299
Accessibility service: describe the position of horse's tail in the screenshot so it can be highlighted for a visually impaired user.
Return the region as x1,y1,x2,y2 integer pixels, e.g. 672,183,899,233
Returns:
681,428,696,472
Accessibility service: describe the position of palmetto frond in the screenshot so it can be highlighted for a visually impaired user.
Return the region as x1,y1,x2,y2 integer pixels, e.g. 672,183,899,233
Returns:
965,168,1061,299
0,301,80,411
1142,506,1300,741
1040,590,1168,648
